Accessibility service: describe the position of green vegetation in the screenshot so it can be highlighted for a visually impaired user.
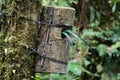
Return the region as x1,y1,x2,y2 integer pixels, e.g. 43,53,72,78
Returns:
0,0,120,80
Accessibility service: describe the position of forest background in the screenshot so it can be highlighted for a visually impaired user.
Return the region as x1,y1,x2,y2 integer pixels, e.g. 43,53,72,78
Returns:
0,0,120,80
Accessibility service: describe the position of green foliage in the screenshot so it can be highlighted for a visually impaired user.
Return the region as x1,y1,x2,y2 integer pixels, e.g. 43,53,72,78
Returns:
42,0,78,7
50,74,60,80
35,73,49,80
90,7,95,23
49,74,72,80
117,73,120,80
111,41,120,49
66,0,78,7
42,0,69,7
97,44,107,56
62,30,99,78
67,61,82,76
109,0,120,13
35,73,42,80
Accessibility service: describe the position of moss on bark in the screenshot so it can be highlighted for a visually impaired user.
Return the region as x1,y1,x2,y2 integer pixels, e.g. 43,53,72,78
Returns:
0,0,42,79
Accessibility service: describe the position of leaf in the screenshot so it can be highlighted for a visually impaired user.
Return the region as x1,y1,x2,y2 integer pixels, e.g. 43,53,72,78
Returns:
42,0,50,6
58,75,66,80
96,11,101,21
97,44,107,56
35,73,42,80
90,7,95,22
69,0,78,5
117,73,120,80
4,48,8,55
84,60,91,67
89,20,100,27
111,41,120,49
62,32,73,45
65,30,89,47
57,0,69,7
43,0,69,7
0,32,3,38
101,73,111,80
64,75,72,80
67,61,82,76
0,0,3,5
0,0,3,13
68,61,99,77
97,64,103,72
112,3,116,13
50,74,60,80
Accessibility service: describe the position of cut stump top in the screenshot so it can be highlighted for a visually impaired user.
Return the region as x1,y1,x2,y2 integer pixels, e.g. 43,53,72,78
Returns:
42,6,75,27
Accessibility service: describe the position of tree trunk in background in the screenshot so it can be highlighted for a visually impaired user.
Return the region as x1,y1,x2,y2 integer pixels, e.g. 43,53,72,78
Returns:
75,0,89,31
